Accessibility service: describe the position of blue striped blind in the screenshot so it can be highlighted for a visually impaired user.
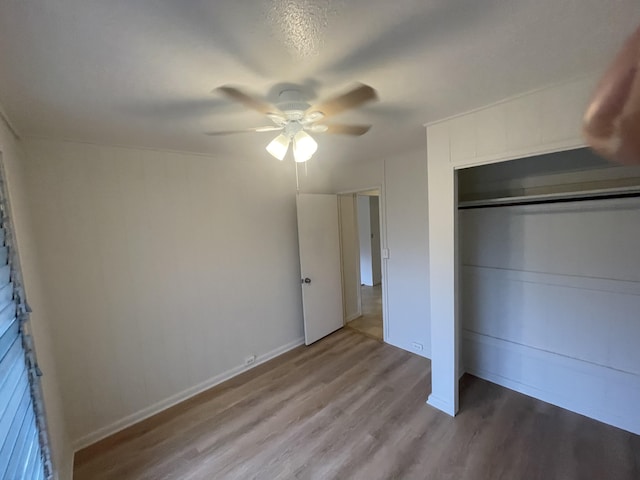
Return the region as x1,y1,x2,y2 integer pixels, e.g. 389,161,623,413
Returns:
0,170,51,479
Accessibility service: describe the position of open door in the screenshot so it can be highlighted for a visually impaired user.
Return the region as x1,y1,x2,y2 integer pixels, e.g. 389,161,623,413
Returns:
296,193,344,345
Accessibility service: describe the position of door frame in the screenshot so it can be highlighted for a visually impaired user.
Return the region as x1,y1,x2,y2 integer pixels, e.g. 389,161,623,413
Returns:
337,185,388,341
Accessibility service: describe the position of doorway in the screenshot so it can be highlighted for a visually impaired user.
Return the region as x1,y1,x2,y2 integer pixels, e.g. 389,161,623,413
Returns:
338,189,384,340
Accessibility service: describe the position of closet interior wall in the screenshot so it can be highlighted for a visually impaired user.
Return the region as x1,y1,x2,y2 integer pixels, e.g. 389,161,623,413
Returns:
458,148,640,435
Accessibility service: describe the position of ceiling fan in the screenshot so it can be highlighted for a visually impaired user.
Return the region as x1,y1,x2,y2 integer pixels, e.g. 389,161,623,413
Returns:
205,83,378,162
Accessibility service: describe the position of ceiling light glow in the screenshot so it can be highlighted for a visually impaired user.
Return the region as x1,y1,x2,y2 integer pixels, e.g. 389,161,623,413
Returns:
293,131,318,163
266,134,290,160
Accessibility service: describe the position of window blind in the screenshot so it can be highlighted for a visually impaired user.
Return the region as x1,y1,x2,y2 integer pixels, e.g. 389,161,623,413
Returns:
0,167,51,479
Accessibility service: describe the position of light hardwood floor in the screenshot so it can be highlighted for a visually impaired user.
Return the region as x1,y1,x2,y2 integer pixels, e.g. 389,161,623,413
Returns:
74,329,640,480
348,284,383,339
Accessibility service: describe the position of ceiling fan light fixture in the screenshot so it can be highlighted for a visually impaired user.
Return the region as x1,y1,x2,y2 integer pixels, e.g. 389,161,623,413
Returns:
266,133,290,161
293,131,318,163
211,83,378,163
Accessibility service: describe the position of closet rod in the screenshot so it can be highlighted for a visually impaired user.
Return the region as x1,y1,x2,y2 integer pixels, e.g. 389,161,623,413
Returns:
458,186,640,210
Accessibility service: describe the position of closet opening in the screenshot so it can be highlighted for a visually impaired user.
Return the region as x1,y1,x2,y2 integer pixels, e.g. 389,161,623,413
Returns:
456,147,640,435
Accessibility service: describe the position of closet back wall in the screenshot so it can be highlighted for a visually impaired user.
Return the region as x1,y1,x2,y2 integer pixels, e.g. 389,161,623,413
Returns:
461,194,640,435
23,138,317,448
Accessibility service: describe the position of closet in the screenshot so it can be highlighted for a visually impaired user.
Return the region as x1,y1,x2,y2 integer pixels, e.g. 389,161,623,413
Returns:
457,147,640,435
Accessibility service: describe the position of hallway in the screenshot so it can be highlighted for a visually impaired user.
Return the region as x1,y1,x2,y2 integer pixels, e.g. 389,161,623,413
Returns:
347,284,383,339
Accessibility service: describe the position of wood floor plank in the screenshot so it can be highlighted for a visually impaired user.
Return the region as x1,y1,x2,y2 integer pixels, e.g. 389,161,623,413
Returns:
74,329,640,480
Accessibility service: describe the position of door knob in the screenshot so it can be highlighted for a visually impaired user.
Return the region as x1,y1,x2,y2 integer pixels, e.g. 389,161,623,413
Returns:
302,277,311,284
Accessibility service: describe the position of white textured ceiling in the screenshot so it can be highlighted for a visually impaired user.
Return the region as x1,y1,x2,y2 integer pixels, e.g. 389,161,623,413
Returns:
1,0,639,165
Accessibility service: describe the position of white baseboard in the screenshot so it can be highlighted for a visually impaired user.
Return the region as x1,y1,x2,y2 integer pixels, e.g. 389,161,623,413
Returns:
426,394,456,416
72,337,305,452
385,336,430,359
345,312,361,323
463,330,640,435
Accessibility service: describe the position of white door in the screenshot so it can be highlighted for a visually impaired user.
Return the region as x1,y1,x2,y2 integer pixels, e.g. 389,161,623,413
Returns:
296,193,344,345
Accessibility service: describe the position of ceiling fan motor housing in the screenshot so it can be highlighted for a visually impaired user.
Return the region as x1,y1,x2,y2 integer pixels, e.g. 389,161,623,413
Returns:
276,89,311,119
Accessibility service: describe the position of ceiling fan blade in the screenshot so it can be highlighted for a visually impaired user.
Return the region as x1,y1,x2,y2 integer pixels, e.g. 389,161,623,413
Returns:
204,126,283,136
307,84,378,118
319,124,372,136
215,86,282,116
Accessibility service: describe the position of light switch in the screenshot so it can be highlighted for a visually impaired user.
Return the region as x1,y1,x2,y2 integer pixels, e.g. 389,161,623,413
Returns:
382,248,389,259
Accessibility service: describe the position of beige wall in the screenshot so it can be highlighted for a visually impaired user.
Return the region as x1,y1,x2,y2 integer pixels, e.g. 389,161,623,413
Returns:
23,138,329,448
0,124,72,479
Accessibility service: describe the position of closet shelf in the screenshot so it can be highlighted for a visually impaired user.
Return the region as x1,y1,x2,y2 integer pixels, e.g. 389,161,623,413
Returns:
458,185,640,210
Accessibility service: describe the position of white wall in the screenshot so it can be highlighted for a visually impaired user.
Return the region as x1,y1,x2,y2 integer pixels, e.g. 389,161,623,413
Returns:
330,151,430,357
22,138,328,448
338,195,360,322
357,195,373,286
0,124,72,478
331,158,384,193
384,151,431,355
